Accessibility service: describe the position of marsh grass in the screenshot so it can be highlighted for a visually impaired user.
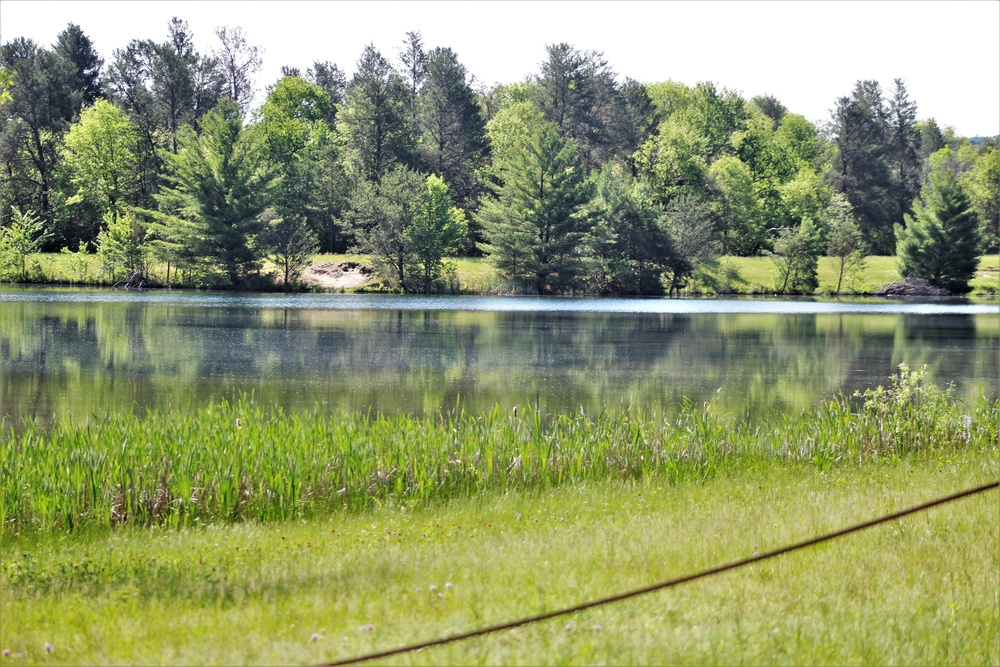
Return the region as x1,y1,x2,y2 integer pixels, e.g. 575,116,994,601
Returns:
2,365,996,536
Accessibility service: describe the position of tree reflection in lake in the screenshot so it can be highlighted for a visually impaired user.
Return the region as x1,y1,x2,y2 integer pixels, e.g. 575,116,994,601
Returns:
1,291,996,430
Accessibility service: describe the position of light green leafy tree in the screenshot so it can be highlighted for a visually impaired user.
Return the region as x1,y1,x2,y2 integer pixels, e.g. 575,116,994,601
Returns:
349,165,425,288
96,208,151,282
0,207,49,281
895,168,981,294
261,211,318,291
61,98,142,224
406,174,467,293
964,146,999,253
706,155,766,255
770,217,822,294
824,193,867,295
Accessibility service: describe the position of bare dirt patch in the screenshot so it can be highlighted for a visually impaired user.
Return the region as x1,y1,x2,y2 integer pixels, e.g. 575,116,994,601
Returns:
301,262,373,289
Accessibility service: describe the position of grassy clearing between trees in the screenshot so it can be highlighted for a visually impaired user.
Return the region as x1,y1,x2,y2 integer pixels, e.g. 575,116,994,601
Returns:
12,253,1000,296
2,368,998,664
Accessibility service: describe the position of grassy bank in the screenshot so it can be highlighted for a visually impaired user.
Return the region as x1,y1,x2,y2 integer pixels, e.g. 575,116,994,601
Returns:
9,253,999,296
2,445,997,665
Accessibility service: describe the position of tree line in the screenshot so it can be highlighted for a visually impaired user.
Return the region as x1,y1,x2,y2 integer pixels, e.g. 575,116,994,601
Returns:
1,20,996,293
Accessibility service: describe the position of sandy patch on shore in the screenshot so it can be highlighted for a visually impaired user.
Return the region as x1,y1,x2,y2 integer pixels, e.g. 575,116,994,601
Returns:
301,262,372,289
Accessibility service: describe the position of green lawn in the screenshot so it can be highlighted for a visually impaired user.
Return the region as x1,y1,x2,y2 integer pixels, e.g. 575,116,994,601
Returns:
8,253,999,296
2,450,996,666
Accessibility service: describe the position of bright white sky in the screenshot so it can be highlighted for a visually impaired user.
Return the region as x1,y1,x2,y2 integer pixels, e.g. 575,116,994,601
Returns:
2,0,998,136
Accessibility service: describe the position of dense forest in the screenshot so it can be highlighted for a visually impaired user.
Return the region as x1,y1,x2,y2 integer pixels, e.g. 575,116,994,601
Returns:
1,20,997,293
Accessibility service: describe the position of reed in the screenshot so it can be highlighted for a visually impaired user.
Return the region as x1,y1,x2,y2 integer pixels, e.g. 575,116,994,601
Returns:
3,365,996,536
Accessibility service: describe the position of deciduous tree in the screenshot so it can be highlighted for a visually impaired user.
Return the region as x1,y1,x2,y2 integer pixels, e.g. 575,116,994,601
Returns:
62,99,142,224
349,164,425,286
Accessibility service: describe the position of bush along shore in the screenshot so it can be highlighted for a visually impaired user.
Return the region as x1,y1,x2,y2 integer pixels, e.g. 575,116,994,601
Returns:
3,364,996,536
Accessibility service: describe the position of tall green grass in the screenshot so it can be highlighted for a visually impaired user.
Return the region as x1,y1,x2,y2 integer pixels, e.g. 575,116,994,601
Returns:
3,365,995,536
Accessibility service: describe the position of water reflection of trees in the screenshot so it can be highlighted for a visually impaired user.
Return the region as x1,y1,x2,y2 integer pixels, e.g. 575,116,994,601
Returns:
1,301,997,428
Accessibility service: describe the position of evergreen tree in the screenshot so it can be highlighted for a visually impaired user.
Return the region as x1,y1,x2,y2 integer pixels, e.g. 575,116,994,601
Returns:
338,45,414,182
477,122,594,293
534,43,625,170
145,99,277,287
895,169,981,294
591,164,673,295
830,80,896,254
885,79,921,233
416,47,489,212
54,23,103,106
0,37,78,227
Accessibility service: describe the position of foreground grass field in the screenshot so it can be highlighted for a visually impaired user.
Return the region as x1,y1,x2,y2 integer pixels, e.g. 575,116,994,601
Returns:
2,367,998,665
3,449,997,666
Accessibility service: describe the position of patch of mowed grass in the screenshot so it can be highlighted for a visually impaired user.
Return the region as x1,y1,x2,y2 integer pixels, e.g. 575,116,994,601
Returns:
1,449,996,666
2,365,996,535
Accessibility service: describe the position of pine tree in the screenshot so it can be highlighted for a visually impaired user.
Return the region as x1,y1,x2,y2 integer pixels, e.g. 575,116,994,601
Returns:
144,99,277,287
477,122,594,293
895,169,981,294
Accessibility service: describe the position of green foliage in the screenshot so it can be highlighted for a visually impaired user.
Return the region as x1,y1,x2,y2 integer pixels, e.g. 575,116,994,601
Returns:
634,118,709,202
770,217,821,294
0,207,49,280
824,193,867,294
533,43,626,169
477,122,595,293
0,66,13,106
590,165,673,294
406,174,468,292
58,240,91,283
854,363,963,452
707,155,766,255
337,45,414,182
895,168,981,294
417,47,488,212
662,194,718,295
253,75,348,254
96,208,150,281
830,80,902,255
349,164,426,287
483,99,544,176
964,145,999,252
145,99,278,287
262,213,318,290
61,99,142,219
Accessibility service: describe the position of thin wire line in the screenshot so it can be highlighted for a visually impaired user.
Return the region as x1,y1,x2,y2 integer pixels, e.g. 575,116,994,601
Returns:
320,480,999,666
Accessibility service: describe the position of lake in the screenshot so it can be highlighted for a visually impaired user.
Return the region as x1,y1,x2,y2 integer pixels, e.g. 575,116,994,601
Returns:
1,287,997,429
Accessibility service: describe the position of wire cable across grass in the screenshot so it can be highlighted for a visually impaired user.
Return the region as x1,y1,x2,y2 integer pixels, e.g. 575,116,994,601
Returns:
320,480,999,666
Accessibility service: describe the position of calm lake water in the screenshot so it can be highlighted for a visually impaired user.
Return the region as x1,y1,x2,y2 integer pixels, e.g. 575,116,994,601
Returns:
1,287,997,428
